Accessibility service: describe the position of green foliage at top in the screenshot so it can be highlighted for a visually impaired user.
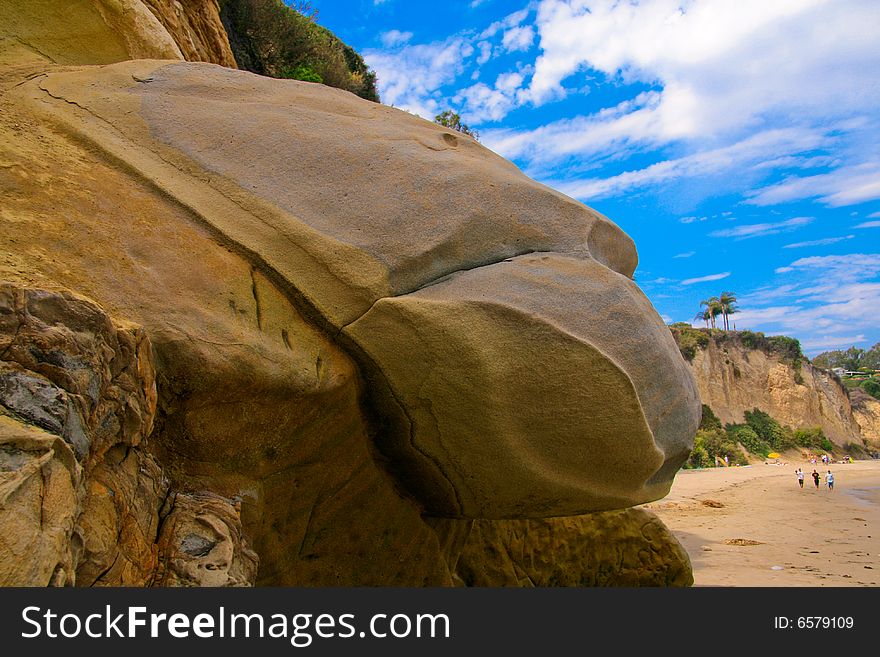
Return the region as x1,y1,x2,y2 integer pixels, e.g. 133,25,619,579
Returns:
736,331,804,362
219,0,379,102
433,110,479,140
812,343,880,371
668,325,710,361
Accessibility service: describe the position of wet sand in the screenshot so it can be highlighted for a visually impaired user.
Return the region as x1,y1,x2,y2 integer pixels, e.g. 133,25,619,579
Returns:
642,459,880,586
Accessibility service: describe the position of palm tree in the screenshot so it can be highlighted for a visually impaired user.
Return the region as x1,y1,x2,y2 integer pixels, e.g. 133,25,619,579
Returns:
700,296,722,329
694,309,711,328
718,291,738,331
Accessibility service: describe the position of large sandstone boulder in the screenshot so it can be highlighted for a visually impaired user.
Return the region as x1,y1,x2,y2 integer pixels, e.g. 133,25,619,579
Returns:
0,4,700,585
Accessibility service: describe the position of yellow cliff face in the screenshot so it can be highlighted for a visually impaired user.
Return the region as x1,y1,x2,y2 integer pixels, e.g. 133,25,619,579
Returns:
0,0,234,68
688,336,871,447
852,393,880,448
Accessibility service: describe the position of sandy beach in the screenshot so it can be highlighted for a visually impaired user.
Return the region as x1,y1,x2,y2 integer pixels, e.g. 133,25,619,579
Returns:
642,458,880,586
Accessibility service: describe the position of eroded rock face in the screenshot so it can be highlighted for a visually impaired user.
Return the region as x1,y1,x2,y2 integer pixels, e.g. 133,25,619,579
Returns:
154,492,257,587
143,0,236,67
9,59,700,518
455,509,694,587
0,4,700,585
0,284,257,586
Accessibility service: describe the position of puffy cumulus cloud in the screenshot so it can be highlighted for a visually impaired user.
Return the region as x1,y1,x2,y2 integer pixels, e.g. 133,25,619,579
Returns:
525,0,879,134
480,0,880,206
364,37,475,119
502,25,535,52
379,30,414,48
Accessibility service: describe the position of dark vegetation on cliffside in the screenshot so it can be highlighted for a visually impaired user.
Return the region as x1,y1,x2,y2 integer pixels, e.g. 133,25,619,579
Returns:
669,324,804,369
686,405,842,469
219,0,379,101
813,343,880,401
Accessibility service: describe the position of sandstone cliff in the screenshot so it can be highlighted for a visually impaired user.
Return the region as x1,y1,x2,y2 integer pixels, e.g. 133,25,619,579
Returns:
143,0,237,67
0,2,699,586
681,331,878,448
0,0,234,67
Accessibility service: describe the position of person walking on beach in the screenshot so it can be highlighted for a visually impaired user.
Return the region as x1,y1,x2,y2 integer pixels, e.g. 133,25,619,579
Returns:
826,470,834,491
796,468,804,488
812,470,821,489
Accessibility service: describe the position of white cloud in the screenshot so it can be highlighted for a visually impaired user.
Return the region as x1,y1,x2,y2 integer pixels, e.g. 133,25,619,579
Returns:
747,163,880,207
868,212,880,218
710,217,813,240
476,40,493,65
481,8,530,39
673,251,695,258
855,220,880,229
364,37,475,119
502,25,535,52
800,335,868,350
538,128,825,201
379,30,413,47
681,272,731,286
733,253,880,354
783,235,855,249
526,0,879,136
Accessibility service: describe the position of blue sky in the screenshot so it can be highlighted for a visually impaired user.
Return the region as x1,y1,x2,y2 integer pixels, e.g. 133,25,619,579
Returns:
313,0,880,356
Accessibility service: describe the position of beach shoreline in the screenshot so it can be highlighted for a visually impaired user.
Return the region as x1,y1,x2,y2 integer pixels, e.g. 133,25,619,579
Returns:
642,459,880,586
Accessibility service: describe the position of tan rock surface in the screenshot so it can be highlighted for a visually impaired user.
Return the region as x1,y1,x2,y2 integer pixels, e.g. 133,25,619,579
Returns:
456,508,693,587
346,253,697,517
143,0,236,67
0,0,183,66
8,59,699,517
851,391,880,448
0,415,82,586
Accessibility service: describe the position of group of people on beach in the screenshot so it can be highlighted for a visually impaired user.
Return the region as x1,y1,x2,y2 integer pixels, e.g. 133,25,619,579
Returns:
795,467,834,490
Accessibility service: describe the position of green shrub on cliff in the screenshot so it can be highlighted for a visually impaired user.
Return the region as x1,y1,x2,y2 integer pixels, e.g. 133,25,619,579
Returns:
744,408,795,451
860,377,880,400
793,426,834,452
699,404,723,432
684,428,748,468
669,325,710,361
219,0,380,102
725,424,769,457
